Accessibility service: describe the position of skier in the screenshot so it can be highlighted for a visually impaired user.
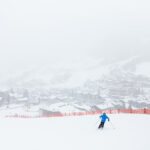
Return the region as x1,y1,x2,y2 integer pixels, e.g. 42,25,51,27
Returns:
98,112,110,129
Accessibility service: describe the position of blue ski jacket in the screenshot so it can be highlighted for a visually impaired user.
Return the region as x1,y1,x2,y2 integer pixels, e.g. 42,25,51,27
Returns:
99,114,110,123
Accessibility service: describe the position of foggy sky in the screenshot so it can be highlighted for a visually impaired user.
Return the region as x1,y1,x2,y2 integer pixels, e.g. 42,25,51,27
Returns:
0,0,150,73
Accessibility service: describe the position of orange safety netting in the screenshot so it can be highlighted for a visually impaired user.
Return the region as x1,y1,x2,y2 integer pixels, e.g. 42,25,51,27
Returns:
6,109,150,118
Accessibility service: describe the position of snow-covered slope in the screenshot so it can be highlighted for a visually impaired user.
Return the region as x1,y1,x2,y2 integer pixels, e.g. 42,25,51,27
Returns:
0,56,146,89
0,114,149,150
0,57,146,89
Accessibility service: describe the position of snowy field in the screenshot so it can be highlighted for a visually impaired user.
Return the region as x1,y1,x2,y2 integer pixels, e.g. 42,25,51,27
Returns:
0,114,150,150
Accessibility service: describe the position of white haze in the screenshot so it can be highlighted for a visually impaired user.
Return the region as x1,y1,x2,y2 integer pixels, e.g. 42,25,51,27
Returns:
0,0,150,79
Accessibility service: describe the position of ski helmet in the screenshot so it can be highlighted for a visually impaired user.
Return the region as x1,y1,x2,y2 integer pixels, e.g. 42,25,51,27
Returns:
103,112,106,115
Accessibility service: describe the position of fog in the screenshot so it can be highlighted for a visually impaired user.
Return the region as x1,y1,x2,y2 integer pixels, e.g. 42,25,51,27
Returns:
0,0,150,74
1,0,150,114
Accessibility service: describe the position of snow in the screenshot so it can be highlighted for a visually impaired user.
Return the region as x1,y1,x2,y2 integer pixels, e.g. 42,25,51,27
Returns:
41,102,80,113
0,106,38,117
0,114,149,150
136,62,150,77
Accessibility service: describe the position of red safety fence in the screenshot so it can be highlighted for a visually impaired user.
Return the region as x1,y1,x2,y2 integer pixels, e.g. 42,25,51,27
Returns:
6,108,150,118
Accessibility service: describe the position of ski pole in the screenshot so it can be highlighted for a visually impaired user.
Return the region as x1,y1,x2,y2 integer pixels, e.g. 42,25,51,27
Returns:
94,120,99,126
109,121,116,129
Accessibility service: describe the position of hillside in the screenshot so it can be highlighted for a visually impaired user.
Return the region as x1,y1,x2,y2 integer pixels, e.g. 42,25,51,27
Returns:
0,57,150,116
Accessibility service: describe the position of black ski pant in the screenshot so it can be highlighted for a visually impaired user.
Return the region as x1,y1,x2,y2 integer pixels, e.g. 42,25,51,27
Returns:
98,122,105,129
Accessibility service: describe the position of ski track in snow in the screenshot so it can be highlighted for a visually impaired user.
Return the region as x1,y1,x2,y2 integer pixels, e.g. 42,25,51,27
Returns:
0,114,149,150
